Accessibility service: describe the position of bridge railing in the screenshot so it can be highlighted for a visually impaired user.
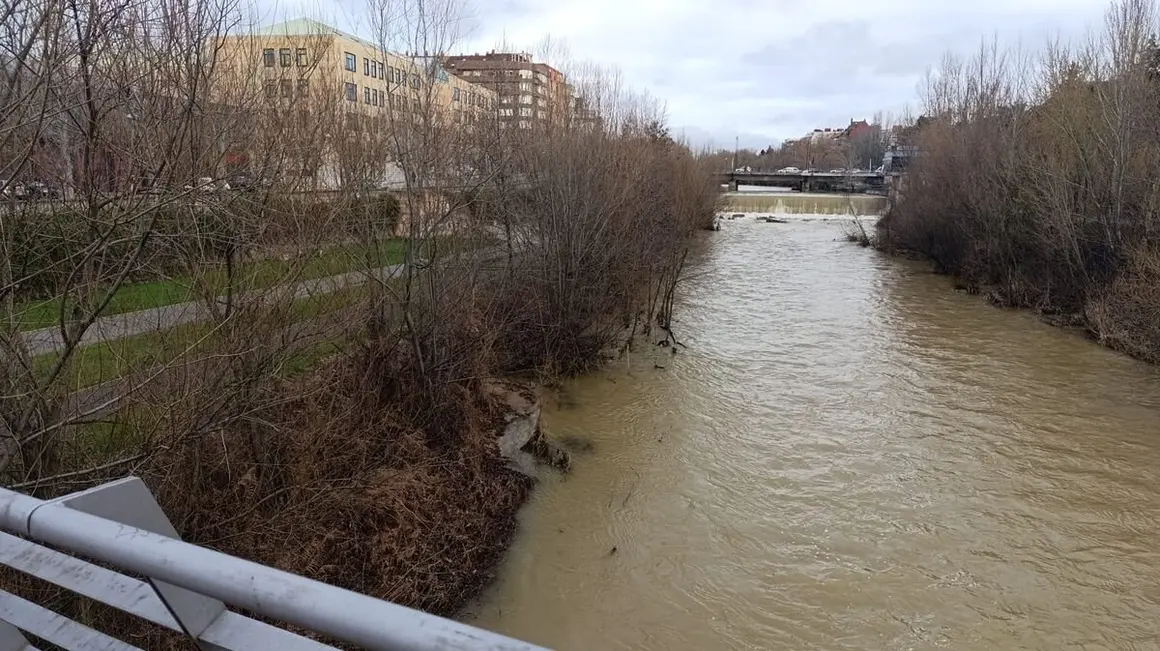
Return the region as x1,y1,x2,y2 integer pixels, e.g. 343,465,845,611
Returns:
0,477,546,651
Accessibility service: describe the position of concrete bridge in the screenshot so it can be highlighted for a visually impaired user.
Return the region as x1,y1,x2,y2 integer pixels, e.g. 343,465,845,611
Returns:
719,170,887,194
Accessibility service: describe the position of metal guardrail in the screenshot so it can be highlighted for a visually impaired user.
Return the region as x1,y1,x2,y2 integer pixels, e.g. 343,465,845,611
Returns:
0,477,546,651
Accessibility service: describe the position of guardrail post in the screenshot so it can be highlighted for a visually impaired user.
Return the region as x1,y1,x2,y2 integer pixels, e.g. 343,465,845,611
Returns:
0,621,32,651
40,477,226,648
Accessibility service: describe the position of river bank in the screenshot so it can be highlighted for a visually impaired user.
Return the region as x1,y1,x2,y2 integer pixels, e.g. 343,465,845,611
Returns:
2,110,719,650
876,205,1160,365
877,0,1160,365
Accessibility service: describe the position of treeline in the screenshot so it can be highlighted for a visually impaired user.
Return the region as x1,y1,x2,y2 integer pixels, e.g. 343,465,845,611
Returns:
1,0,717,640
704,115,901,173
878,0,1160,362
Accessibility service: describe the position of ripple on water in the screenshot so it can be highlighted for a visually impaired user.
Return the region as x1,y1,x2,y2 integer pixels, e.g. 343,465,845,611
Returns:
468,220,1160,651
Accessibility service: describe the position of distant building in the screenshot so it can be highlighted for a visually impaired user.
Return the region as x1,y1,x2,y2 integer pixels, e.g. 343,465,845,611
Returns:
213,18,497,187
808,127,841,142
808,119,872,142
844,119,872,140
442,52,581,129
883,144,920,172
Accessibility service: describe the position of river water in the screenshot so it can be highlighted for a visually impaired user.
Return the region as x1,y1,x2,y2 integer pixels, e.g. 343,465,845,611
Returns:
468,218,1160,650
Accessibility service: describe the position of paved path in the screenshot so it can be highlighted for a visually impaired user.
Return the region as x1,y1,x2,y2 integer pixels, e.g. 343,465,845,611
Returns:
21,264,405,356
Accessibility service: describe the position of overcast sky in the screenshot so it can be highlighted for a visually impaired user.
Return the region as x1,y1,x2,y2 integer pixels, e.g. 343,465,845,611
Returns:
274,0,1109,150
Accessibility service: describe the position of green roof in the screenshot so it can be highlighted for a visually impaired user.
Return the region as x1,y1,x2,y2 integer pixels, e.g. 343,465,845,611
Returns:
253,18,377,51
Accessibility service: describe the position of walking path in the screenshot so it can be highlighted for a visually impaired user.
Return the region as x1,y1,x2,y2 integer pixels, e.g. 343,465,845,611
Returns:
22,263,405,356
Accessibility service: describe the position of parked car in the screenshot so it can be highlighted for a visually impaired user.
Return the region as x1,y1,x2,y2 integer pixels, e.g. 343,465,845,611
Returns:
1,180,29,200
226,173,254,190
25,181,60,199
183,177,216,194
777,166,801,174
226,173,274,191
829,168,846,174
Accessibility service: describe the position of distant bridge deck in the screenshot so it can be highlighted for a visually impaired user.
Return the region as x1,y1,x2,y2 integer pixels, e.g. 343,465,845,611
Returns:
719,170,887,193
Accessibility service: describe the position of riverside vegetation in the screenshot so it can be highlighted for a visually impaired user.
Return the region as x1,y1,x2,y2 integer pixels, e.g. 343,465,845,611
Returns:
877,0,1160,363
0,0,718,646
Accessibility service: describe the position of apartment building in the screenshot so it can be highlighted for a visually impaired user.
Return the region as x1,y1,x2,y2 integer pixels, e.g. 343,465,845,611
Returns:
441,52,572,129
214,18,497,187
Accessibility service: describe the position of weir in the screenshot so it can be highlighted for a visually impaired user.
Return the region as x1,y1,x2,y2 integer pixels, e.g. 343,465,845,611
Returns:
720,192,888,216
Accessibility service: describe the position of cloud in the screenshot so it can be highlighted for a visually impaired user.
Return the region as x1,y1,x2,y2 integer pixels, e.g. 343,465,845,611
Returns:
460,0,1107,149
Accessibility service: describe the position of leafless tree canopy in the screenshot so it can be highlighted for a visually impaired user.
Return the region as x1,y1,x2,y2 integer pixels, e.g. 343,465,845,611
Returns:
0,0,719,639
879,0,1160,362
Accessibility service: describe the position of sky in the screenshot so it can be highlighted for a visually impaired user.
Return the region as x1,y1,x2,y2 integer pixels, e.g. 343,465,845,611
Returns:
271,0,1109,150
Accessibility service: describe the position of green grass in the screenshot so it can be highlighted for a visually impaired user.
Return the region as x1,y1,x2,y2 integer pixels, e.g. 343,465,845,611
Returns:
68,334,353,459
16,280,196,333
33,282,376,391
11,238,407,331
33,320,217,391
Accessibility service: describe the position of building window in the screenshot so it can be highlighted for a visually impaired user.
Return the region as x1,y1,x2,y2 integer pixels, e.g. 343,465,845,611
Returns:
264,81,277,99
363,58,369,76
344,82,356,102
296,48,308,66
378,61,385,78
410,74,420,89
452,87,460,101
262,48,275,67
396,69,404,84
519,107,531,117
297,78,308,96
520,94,532,104
346,112,358,130
364,87,371,104
499,108,513,117
387,66,395,83
280,79,292,98
279,48,291,67
344,52,356,72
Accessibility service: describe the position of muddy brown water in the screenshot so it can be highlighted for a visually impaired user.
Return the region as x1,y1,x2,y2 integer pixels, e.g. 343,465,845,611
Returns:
467,218,1160,650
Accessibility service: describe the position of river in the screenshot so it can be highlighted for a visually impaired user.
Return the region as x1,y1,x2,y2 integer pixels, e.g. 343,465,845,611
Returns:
467,217,1160,650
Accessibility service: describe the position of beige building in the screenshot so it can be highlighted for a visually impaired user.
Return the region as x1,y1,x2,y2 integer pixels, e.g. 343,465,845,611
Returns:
213,18,497,188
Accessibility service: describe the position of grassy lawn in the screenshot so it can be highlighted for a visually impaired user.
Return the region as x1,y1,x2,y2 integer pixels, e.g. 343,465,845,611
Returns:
34,283,374,391
70,336,352,459
12,238,406,331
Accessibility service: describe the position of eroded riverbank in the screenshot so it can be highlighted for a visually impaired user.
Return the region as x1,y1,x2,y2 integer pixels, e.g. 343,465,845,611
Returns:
466,219,1160,650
